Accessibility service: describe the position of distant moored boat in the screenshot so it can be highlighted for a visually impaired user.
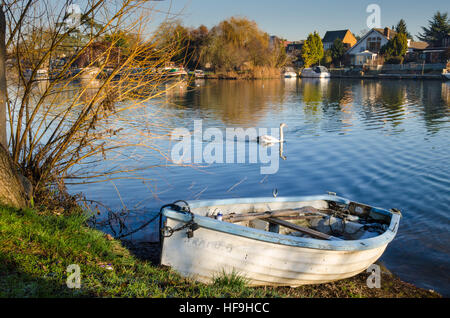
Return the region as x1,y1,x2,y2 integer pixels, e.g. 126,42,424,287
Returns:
164,66,188,77
283,71,297,78
23,68,49,81
283,67,297,78
194,70,205,78
301,66,331,78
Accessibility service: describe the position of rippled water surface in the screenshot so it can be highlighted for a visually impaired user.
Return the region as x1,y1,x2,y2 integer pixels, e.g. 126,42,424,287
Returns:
70,79,450,295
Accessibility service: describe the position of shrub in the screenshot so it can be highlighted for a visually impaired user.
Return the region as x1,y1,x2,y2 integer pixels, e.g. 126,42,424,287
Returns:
385,56,404,64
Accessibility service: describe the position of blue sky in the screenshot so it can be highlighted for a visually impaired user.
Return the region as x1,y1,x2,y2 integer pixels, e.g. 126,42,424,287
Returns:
151,0,449,40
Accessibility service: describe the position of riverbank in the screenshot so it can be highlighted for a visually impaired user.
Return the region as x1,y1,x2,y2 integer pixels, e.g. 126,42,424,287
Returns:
0,205,441,298
200,73,448,81
199,67,282,80
329,68,448,80
330,73,445,80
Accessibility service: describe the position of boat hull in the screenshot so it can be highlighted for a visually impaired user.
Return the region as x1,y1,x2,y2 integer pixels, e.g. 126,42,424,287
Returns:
160,195,399,287
300,73,331,78
283,72,297,78
161,222,387,287
300,67,331,78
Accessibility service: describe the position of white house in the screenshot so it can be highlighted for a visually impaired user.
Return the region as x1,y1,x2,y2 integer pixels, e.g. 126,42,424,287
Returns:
346,27,429,66
347,28,397,65
346,28,395,65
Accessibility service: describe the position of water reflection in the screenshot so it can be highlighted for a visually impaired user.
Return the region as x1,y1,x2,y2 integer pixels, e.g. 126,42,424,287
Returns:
69,78,450,296
164,80,189,98
301,78,329,106
323,79,355,106
168,80,288,126
313,80,354,132
160,78,450,137
420,81,450,133
442,82,450,106
279,141,287,161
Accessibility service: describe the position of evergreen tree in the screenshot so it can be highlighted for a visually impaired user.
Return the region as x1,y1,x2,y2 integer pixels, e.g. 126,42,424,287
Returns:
395,19,413,39
418,11,450,47
301,32,323,67
321,50,332,66
380,33,408,63
330,38,345,65
391,33,408,57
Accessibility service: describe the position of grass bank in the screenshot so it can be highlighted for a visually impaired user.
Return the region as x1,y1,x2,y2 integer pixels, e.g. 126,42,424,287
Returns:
0,205,441,298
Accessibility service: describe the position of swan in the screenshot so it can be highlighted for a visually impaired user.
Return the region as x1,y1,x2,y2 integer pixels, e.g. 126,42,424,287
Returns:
257,123,287,144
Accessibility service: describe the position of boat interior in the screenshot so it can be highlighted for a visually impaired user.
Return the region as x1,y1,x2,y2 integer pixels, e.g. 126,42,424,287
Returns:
189,199,394,241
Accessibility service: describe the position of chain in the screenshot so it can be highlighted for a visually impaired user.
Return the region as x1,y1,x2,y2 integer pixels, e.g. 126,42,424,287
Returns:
161,200,199,238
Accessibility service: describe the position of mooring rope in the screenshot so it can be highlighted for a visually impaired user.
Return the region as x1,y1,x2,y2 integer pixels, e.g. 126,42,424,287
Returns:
115,200,196,239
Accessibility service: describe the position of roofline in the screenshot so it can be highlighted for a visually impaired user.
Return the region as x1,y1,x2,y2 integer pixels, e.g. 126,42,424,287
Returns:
322,29,352,42
347,28,389,55
323,29,351,34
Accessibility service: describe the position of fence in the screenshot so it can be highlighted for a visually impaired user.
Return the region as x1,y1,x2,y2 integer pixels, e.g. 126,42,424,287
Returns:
365,63,446,72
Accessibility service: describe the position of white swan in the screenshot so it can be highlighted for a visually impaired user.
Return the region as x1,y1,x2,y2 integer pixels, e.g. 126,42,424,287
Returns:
257,123,287,144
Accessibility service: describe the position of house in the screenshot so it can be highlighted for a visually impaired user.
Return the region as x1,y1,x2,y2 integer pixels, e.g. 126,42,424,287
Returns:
284,41,305,67
270,35,296,50
346,27,429,65
322,30,357,50
405,40,429,62
283,40,293,48
443,33,450,48
286,41,304,53
269,35,287,48
269,35,278,47
347,28,396,56
407,40,429,53
418,33,450,63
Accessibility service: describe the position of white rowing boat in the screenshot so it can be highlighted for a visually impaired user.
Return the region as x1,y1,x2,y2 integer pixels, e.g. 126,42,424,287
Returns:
160,195,400,287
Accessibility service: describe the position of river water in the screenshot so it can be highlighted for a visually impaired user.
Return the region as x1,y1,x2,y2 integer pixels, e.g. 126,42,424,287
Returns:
69,78,450,296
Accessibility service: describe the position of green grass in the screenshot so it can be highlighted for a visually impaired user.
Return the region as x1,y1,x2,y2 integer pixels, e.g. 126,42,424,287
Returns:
0,205,277,298
0,205,441,298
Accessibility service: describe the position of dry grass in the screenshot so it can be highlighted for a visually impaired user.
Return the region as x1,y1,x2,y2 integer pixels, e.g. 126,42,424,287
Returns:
214,67,281,79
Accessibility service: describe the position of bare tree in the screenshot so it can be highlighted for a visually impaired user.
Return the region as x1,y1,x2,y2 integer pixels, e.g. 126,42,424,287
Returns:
1,0,186,206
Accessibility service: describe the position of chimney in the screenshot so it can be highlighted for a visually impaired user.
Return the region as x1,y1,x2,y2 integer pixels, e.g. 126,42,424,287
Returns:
384,27,390,39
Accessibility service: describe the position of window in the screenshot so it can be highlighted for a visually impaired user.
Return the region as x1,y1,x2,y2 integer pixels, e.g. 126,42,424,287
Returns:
367,36,382,53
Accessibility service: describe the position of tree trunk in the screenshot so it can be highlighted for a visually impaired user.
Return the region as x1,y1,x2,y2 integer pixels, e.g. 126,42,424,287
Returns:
0,7,30,209
0,6,7,148
0,143,29,208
